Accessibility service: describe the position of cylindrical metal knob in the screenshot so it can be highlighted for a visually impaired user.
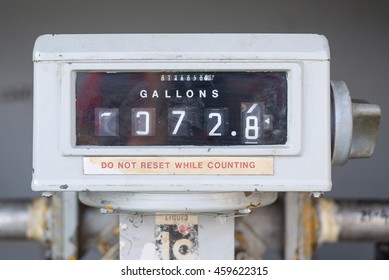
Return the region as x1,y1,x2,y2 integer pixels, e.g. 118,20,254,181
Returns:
331,80,381,165
349,99,381,159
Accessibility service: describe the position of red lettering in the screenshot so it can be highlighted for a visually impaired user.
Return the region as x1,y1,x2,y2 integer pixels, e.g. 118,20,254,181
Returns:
207,161,256,169
101,162,114,169
174,162,203,169
139,162,172,169
118,162,136,169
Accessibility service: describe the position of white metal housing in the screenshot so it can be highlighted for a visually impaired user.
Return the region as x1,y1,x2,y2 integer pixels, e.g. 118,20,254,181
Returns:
32,34,331,192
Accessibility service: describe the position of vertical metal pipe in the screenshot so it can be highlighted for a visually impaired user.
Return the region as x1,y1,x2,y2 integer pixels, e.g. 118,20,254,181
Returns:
284,193,318,260
51,192,79,260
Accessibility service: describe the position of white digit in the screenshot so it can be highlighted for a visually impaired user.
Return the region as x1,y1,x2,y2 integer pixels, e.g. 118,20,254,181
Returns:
245,116,259,139
247,103,258,113
135,111,150,135
208,112,222,136
172,110,186,135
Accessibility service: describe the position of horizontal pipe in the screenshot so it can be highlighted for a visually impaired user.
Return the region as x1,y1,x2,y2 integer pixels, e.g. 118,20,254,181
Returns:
1,197,389,257
317,199,389,243
336,200,389,242
0,200,30,239
0,198,48,241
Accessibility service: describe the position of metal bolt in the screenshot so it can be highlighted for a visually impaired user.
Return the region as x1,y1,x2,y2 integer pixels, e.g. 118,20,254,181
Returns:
100,208,114,214
239,208,252,214
310,192,324,199
42,192,54,198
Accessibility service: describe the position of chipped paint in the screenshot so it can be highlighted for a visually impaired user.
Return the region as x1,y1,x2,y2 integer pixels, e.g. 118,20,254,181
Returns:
285,192,318,260
316,198,340,243
301,195,318,259
26,197,49,242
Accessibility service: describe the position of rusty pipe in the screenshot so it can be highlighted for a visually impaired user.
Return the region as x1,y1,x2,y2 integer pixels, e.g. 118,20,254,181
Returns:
237,197,389,259
1,197,389,259
0,198,48,241
317,199,389,243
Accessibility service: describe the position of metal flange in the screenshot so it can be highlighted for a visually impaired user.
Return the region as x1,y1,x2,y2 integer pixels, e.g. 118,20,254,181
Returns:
78,191,278,214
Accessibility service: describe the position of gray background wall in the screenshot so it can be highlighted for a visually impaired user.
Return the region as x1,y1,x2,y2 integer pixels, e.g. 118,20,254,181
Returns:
0,0,388,259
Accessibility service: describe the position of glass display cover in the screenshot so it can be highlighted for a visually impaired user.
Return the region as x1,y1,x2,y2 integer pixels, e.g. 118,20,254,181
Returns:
75,71,287,146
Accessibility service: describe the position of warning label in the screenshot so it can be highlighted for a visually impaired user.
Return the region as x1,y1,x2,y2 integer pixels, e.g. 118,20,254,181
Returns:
83,157,273,175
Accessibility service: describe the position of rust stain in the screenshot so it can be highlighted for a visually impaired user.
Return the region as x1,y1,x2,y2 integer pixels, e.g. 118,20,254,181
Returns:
113,226,119,236
27,197,49,242
235,230,258,259
317,198,340,243
301,194,318,259
247,202,261,209
235,231,249,251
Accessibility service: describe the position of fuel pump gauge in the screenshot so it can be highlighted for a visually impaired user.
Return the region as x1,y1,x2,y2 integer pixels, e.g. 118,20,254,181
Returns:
32,33,332,193
76,71,287,147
